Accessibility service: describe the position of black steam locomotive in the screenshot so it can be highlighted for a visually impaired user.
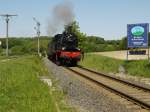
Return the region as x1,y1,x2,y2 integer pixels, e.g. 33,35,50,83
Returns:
47,26,81,65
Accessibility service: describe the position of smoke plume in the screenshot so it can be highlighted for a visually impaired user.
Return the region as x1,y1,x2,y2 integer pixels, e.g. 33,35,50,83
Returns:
47,0,75,36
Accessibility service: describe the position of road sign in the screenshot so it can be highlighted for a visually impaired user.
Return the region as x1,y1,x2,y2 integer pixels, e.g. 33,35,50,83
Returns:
127,23,149,48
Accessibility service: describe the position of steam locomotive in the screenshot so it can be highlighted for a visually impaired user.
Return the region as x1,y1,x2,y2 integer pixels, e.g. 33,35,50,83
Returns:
47,26,81,66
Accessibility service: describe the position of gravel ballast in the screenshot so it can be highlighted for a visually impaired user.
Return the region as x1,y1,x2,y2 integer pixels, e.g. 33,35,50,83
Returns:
43,58,133,112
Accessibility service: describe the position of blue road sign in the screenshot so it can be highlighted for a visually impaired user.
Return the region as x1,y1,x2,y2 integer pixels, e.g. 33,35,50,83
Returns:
127,23,149,48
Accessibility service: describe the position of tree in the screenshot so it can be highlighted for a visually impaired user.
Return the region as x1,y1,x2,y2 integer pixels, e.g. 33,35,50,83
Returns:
65,21,86,50
87,36,105,44
119,37,127,50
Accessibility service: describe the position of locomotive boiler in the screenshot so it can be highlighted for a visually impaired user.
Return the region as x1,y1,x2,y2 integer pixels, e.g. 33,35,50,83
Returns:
47,26,81,66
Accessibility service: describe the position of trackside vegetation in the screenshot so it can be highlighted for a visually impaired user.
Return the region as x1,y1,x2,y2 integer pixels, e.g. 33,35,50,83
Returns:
79,54,150,78
0,56,76,112
0,26,149,55
0,56,6,60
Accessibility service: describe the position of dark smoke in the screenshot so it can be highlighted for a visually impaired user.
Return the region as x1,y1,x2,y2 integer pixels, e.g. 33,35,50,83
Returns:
47,0,75,36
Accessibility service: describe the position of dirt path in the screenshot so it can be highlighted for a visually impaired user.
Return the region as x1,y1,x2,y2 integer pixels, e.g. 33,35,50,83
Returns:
94,49,150,60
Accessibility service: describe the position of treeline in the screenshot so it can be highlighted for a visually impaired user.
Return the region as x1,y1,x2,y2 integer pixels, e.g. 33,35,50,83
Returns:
82,32,150,52
0,36,50,55
0,34,150,55
64,21,150,52
83,36,120,52
0,20,150,56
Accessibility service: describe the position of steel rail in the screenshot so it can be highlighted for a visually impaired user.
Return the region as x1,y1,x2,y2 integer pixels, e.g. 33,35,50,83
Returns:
78,66,150,92
66,67,150,110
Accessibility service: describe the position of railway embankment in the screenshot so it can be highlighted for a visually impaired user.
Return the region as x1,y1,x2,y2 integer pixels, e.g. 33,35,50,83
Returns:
68,67,150,111
44,57,133,112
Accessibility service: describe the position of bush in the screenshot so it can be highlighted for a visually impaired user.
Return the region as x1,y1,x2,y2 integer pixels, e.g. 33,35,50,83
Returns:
0,48,2,54
11,46,24,55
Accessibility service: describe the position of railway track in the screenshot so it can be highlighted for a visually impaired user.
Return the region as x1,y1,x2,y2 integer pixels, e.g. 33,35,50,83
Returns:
66,66,150,111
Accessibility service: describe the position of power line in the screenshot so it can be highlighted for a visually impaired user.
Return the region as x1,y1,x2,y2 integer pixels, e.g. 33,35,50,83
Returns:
33,17,41,56
0,14,17,56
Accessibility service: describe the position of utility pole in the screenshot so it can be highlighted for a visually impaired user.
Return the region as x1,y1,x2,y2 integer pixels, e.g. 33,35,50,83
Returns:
33,17,41,56
0,14,17,56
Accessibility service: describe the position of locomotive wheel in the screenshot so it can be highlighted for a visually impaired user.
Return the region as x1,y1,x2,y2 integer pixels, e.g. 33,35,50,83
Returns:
70,60,77,66
48,55,51,60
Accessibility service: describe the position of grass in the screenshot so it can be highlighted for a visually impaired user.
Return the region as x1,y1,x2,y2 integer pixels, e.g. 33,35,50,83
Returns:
79,54,150,78
0,55,76,112
0,55,20,60
123,60,150,78
0,56,7,60
80,54,123,73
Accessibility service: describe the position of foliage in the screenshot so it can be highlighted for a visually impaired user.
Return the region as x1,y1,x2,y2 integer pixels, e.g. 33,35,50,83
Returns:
11,46,24,55
79,54,150,78
65,21,86,50
122,60,150,77
83,36,119,52
0,48,2,55
0,37,50,56
64,22,123,52
0,25,149,55
119,37,127,50
79,53,122,73
0,55,76,112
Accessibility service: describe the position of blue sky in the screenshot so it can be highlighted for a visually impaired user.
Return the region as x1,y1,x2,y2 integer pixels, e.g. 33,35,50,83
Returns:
0,0,150,40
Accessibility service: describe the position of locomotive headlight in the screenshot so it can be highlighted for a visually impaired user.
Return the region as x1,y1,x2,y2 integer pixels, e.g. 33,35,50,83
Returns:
62,47,65,50
77,48,80,51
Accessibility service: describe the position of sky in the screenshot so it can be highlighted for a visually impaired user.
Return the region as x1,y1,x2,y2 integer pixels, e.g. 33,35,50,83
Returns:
0,0,150,40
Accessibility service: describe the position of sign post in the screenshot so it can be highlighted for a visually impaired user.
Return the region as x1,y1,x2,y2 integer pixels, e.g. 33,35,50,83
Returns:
127,23,149,60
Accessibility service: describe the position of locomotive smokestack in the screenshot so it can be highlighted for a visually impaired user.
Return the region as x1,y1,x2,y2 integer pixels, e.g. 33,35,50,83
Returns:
47,0,75,36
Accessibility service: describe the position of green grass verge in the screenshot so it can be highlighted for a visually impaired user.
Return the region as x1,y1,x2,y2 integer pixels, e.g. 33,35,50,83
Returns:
0,56,7,60
0,55,76,112
79,54,150,78
122,60,150,78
